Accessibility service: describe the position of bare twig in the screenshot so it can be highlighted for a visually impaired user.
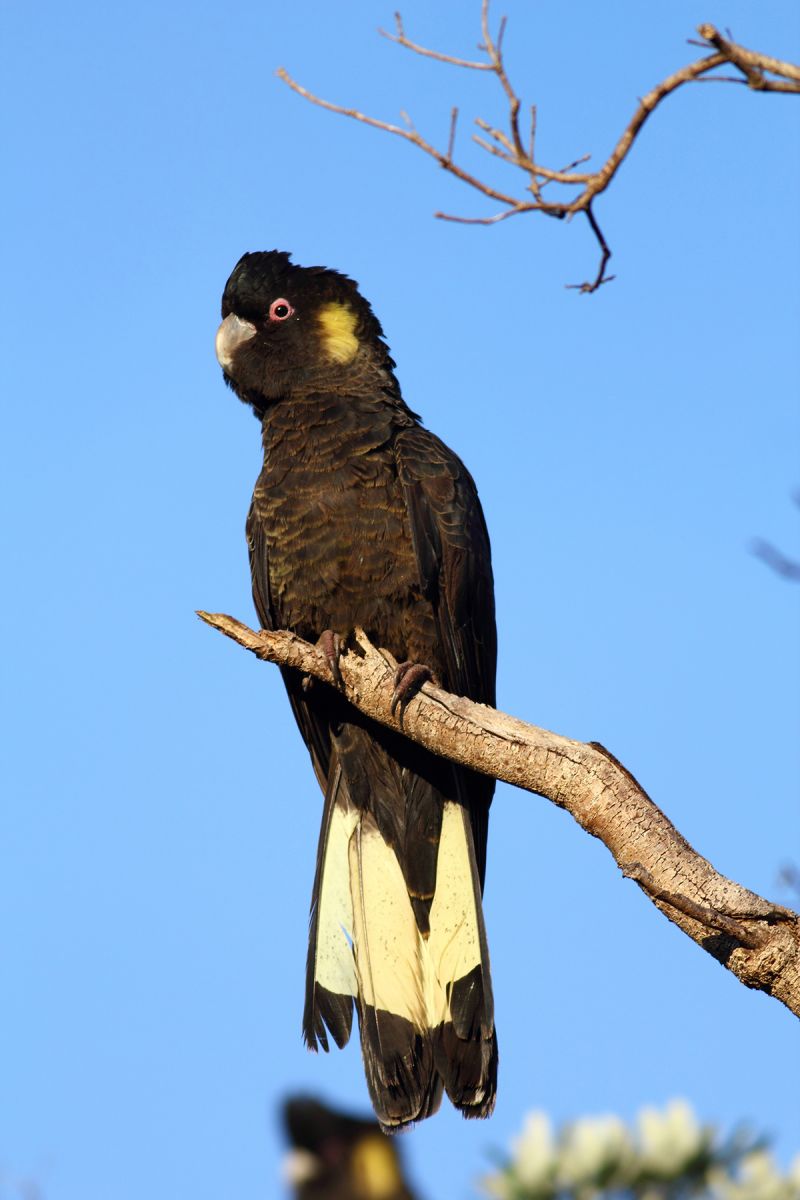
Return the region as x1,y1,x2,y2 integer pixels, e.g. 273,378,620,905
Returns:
446,106,458,163
691,74,749,85
698,23,800,90
779,865,800,901
751,491,800,581
198,611,800,1018
277,10,799,292
478,0,526,164
566,207,615,293
276,66,521,210
379,10,493,71
751,538,800,581
434,204,533,226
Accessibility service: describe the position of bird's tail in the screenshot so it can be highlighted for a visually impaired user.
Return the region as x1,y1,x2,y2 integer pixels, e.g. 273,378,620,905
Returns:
303,764,497,1130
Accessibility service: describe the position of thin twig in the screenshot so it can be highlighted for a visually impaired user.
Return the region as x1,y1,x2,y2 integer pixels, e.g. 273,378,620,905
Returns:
474,116,517,158
379,10,493,71
472,133,519,166
446,106,458,162
751,539,800,581
277,9,800,289
276,67,522,209
538,154,592,194
566,206,616,293
692,75,749,85
435,204,535,225
479,0,526,162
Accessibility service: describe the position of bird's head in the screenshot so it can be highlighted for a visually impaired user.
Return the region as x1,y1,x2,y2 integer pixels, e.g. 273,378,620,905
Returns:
215,251,397,416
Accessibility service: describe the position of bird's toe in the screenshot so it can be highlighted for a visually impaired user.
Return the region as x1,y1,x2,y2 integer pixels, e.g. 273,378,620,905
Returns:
390,661,433,722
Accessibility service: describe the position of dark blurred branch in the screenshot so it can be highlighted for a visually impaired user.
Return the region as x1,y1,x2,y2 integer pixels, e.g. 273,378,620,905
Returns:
751,539,800,581
752,491,800,581
779,865,800,902
198,611,800,1018
277,5,799,292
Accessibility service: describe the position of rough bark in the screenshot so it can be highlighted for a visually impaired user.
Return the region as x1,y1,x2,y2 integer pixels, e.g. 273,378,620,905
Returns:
198,612,800,1018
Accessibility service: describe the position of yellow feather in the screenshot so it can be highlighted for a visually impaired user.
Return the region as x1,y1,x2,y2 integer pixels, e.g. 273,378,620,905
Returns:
349,818,428,1028
350,1135,401,1198
317,302,359,363
427,802,482,1004
314,803,359,997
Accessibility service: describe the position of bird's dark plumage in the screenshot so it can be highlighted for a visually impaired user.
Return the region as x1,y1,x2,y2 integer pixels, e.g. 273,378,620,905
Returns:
282,1094,420,1199
216,251,498,1129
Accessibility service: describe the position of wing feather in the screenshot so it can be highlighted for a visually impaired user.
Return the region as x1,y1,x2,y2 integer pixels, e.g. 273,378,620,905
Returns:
395,428,496,884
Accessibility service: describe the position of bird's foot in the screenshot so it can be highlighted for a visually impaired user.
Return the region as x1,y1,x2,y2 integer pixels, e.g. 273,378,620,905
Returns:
313,629,344,689
390,661,433,722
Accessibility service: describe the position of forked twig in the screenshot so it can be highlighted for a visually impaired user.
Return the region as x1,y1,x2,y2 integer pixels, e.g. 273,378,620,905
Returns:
566,208,615,293
752,491,800,581
278,8,799,292
379,10,492,71
275,67,522,211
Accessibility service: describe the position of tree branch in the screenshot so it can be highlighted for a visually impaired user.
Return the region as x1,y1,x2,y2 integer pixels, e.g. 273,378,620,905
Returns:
696,23,800,91
277,10,800,292
198,611,800,1018
751,538,800,581
751,491,800,581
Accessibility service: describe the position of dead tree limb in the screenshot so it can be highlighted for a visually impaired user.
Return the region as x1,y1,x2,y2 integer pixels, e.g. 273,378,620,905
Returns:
277,5,800,292
198,611,800,1018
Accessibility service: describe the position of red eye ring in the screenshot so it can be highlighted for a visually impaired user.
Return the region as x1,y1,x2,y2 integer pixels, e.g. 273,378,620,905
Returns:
269,298,294,322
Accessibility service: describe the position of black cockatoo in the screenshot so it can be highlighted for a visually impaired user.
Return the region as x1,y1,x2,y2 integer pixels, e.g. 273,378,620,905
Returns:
215,251,498,1129
282,1094,421,1200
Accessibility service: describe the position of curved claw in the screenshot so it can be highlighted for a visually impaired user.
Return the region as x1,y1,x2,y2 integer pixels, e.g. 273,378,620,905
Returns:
317,629,344,687
390,661,433,724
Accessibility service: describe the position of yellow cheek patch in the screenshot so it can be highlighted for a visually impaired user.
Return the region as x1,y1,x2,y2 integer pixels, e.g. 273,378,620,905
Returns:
317,302,359,364
350,1136,401,1197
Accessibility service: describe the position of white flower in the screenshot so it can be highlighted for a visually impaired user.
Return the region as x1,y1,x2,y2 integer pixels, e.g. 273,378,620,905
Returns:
558,1115,634,1187
637,1099,708,1176
479,1170,515,1199
789,1156,800,1192
713,1150,800,1200
512,1111,557,1189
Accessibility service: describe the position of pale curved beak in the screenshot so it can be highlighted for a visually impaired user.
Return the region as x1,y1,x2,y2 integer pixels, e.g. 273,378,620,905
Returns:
215,313,257,371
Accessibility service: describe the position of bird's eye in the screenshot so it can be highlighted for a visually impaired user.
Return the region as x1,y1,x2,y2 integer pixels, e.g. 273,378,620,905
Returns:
269,298,294,322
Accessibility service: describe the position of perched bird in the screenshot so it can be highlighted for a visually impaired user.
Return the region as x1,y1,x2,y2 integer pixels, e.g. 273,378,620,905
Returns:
282,1094,420,1200
215,251,498,1129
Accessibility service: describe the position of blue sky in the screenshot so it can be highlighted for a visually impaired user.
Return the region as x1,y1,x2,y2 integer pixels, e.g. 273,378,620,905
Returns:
2,1,799,1198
